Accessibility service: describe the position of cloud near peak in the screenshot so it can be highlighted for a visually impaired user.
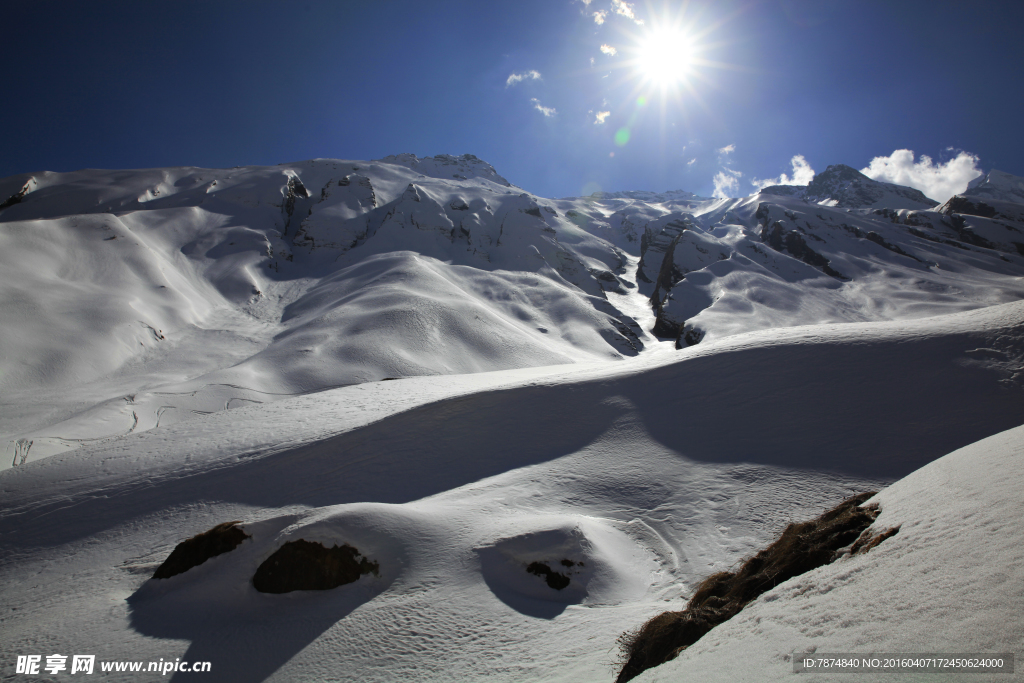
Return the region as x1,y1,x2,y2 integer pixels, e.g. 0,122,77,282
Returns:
506,70,542,87
713,169,742,199
751,155,815,190
860,149,982,203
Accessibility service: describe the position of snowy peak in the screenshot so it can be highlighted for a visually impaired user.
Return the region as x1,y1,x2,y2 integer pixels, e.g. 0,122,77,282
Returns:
760,163,938,210
585,189,706,204
963,169,1024,203
375,153,512,187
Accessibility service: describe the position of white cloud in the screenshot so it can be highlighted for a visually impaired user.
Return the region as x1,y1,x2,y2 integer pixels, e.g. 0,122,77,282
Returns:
713,169,742,199
860,149,983,203
751,154,816,190
589,56,595,66
612,0,644,24
687,157,697,167
592,10,607,24
600,44,617,56
717,144,735,155
594,110,611,124
506,70,542,88
531,98,557,117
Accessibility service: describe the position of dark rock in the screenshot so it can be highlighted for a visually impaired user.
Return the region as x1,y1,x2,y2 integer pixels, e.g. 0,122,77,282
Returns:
759,217,849,281
652,312,684,340
0,182,30,211
943,215,997,250
152,521,250,580
907,227,971,250
943,196,997,218
287,175,309,199
525,561,571,590
863,231,918,260
252,539,379,594
676,324,705,349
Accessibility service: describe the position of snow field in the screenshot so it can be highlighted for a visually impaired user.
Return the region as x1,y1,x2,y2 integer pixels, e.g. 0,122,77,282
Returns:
2,302,1023,681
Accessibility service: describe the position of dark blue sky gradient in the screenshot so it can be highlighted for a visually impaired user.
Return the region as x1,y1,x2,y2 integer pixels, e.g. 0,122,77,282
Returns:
2,0,1021,197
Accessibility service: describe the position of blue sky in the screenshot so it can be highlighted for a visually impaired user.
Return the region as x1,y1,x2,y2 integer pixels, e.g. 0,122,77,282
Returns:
2,0,1021,200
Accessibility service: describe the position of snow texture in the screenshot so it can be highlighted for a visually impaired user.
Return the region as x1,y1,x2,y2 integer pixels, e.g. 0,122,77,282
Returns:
0,157,1022,682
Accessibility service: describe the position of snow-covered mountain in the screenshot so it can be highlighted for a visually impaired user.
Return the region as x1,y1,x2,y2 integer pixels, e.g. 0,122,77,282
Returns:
758,163,938,209
1,156,1022,682
0,155,646,464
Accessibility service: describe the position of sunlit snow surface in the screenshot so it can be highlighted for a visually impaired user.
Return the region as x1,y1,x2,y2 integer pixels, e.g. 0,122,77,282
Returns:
1,157,1023,682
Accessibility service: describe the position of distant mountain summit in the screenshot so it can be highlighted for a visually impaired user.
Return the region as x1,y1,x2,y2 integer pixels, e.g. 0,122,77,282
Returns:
936,169,1024,230
585,189,707,204
374,153,513,187
963,169,1024,203
1,155,1022,461
759,164,937,210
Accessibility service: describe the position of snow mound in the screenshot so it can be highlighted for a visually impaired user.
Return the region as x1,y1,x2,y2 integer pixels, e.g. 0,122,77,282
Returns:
477,516,655,610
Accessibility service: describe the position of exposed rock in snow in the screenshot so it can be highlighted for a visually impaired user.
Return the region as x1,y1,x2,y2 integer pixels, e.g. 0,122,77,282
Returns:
252,539,380,594
153,522,251,580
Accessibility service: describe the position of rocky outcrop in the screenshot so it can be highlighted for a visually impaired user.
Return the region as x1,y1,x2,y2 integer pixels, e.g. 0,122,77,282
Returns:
0,181,30,211
756,204,848,280
153,521,250,580
252,539,379,593
281,175,311,236
942,195,997,218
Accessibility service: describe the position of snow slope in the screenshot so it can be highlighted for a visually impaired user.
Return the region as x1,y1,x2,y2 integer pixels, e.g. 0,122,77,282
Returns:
0,156,642,466
1,301,1022,682
0,157,1022,682
635,422,1024,683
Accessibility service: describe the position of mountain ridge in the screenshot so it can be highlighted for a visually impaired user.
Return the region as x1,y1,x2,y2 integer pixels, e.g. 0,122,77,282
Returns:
2,157,1023,464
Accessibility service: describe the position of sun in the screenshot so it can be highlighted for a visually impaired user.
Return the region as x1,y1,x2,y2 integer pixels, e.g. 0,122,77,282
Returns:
635,28,696,87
